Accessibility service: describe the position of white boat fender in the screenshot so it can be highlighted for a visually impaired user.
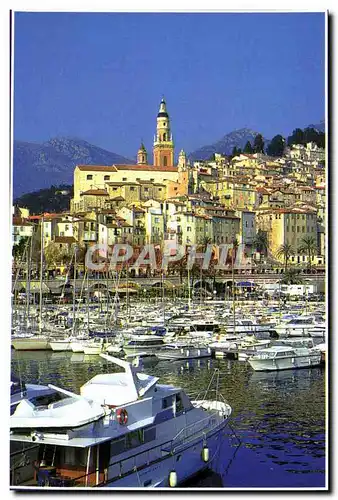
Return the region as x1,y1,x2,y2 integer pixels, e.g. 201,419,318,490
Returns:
169,470,177,487
202,447,209,463
116,408,128,425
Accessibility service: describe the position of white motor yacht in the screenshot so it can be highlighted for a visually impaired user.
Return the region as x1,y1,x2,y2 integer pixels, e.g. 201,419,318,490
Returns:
237,338,271,362
274,316,325,338
10,354,232,488
122,335,165,355
156,343,211,361
248,338,322,371
209,334,245,358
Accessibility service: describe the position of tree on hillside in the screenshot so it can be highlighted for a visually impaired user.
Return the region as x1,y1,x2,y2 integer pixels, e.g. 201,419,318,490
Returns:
276,243,295,272
14,184,74,215
266,135,285,157
303,127,325,148
243,141,253,154
253,134,265,154
287,128,304,146
232,146,239,157
287,127,325,149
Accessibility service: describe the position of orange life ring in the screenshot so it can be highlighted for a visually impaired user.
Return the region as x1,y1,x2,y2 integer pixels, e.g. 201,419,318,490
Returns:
116,408,128,425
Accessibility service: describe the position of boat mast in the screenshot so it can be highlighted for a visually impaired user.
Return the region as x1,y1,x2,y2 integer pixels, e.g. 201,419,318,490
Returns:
162,270,165,325
38,216,44,332
25,233,33,328
232,242,236,336
86,268,90,333
72,246,77,336
126,263,129,322
187,263,191,310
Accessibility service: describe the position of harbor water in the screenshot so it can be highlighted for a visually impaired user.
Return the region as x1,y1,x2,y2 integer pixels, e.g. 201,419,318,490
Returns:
11,349,326,488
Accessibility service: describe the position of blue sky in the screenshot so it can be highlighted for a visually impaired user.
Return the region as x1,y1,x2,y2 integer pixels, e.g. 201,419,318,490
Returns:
13,12,325,159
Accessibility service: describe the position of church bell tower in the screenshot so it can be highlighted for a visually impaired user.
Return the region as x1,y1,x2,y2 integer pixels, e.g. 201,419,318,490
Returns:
137,142,148,165
153,98,174,167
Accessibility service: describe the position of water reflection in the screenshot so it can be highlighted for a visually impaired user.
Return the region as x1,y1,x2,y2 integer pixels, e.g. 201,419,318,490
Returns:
156,357,212,375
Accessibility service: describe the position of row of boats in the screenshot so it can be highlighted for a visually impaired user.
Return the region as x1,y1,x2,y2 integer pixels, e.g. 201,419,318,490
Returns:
12,301,326,371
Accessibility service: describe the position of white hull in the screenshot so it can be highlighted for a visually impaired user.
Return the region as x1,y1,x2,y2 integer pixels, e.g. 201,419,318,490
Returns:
101,428,224,487
275,326,325,338
83,346,104,355
237,353,249,362
70,342,85,353
156,347,211,361
49,341,72,352
12,338,51,351
105,345,123,355
249,353,322,371
123,346,163,355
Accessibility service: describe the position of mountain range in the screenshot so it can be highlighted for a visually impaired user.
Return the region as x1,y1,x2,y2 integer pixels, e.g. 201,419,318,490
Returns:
13,137,133,198
188,128,270,161
188,121,325,161
13,121,325,198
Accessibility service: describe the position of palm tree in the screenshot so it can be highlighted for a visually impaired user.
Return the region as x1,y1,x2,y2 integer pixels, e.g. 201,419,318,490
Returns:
230,237,239,294
276,243,295,272
197,236,213,296
280,267,303,285
298,236,318,271
12,236,30,261
200,236,212,249
252,230,269,256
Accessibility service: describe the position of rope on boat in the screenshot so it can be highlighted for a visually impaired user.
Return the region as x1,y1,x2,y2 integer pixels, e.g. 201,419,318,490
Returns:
227,421,242,445
133,465,142,487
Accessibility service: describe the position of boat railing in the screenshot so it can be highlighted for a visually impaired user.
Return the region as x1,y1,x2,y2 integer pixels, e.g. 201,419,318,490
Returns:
48,411,225,487
61,437,177,487
170,410,222,453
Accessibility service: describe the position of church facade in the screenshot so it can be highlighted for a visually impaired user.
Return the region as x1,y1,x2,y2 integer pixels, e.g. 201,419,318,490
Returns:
71,98,189,212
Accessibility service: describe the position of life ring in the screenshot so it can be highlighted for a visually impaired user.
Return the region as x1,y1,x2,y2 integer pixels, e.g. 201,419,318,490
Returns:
116,408,128,425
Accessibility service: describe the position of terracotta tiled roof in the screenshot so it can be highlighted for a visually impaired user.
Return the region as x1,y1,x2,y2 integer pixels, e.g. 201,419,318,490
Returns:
77,165,118,172
12,217,33,226
258,207,316,215
107,181,139,186
77,164,178,173
81,189,109,196
115,165,177,172
212,215,240,220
